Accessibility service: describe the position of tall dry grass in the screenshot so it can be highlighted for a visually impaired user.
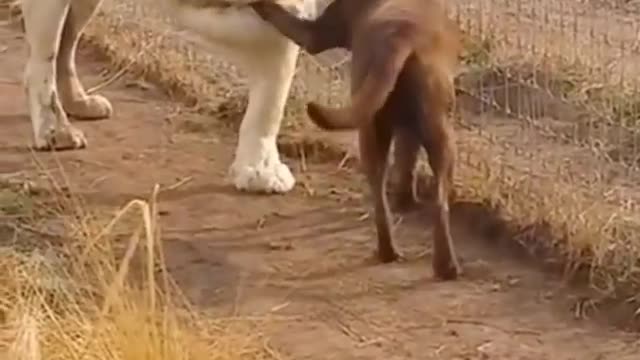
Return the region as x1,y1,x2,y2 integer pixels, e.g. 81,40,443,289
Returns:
0,165,280,360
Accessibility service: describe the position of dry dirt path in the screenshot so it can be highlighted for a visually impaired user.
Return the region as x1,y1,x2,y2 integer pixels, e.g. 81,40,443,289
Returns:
1,24,639,360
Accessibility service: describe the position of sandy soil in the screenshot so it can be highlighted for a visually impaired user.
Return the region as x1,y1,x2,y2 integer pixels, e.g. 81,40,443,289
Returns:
1,23,639,360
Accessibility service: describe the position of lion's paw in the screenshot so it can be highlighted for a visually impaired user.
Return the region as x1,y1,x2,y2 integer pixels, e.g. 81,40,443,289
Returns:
33,124,88,151
229,160,295,194
65,94,113,120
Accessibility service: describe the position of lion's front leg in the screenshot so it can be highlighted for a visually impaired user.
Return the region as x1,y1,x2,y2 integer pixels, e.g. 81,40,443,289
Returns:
229,39,299,194
21,0,88,150
57,0,112,120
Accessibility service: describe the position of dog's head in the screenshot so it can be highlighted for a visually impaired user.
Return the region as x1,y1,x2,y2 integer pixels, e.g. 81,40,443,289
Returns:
321,0,380,26
312,0,380,47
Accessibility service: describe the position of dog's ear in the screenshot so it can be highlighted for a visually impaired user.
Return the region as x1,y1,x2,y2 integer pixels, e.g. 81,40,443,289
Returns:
247,0,267,6
239,0,266,5
248,0,277,17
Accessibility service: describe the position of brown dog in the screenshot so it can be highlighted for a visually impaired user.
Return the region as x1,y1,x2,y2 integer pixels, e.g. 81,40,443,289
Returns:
250,0,462,280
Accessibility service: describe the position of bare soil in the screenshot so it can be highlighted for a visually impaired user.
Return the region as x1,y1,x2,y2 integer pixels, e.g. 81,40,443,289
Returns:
1,24,639,359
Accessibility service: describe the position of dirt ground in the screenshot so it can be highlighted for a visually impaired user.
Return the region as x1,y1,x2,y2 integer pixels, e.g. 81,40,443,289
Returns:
1,24,640,360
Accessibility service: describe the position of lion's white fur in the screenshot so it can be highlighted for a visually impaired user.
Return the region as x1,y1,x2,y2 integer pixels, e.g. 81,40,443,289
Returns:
17,0,317,193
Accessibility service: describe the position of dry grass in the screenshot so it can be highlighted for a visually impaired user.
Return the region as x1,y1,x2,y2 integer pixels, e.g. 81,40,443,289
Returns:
0,164,282,359
3,0,640,322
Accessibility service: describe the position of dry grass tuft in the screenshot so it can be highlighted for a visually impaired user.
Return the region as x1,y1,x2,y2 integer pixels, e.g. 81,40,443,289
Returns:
0,165,281,359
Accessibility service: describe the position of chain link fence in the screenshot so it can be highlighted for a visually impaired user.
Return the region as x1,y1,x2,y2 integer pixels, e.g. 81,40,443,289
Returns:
3,0,640,295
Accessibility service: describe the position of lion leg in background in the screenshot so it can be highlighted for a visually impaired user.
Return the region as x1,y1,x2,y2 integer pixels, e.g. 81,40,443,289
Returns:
57,0,112,120
20,0,88,150
229,37,299,193
168,1,317,194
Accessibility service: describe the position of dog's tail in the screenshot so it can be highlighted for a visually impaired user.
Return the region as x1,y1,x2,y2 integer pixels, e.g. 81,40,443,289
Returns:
307,38,413,131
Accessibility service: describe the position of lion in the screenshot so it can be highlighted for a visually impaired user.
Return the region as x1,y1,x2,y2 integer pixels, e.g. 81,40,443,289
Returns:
251,0,462,279
14,0,317,194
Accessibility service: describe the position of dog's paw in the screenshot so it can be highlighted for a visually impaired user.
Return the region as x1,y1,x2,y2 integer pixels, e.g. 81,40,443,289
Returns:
432,254,461,281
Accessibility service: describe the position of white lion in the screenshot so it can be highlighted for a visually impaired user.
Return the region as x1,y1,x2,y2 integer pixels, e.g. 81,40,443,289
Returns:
17,0,317,193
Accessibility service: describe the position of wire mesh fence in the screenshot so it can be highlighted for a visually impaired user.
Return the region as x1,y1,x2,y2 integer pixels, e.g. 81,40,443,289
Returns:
91,0,640,170
3,0,640,290
446,0,640,289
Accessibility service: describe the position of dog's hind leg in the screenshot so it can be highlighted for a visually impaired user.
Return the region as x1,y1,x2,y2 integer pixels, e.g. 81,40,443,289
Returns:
420,107,460,280
57,0,111,120
391,129,421,212
359,120,398,263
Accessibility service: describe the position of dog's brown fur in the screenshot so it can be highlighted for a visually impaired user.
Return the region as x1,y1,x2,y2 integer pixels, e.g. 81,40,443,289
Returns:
251,0,462,280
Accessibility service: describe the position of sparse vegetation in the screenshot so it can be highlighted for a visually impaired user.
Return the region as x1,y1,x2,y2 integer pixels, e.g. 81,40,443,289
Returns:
3,0,640,358
0,173,281,359
79,0,640,317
